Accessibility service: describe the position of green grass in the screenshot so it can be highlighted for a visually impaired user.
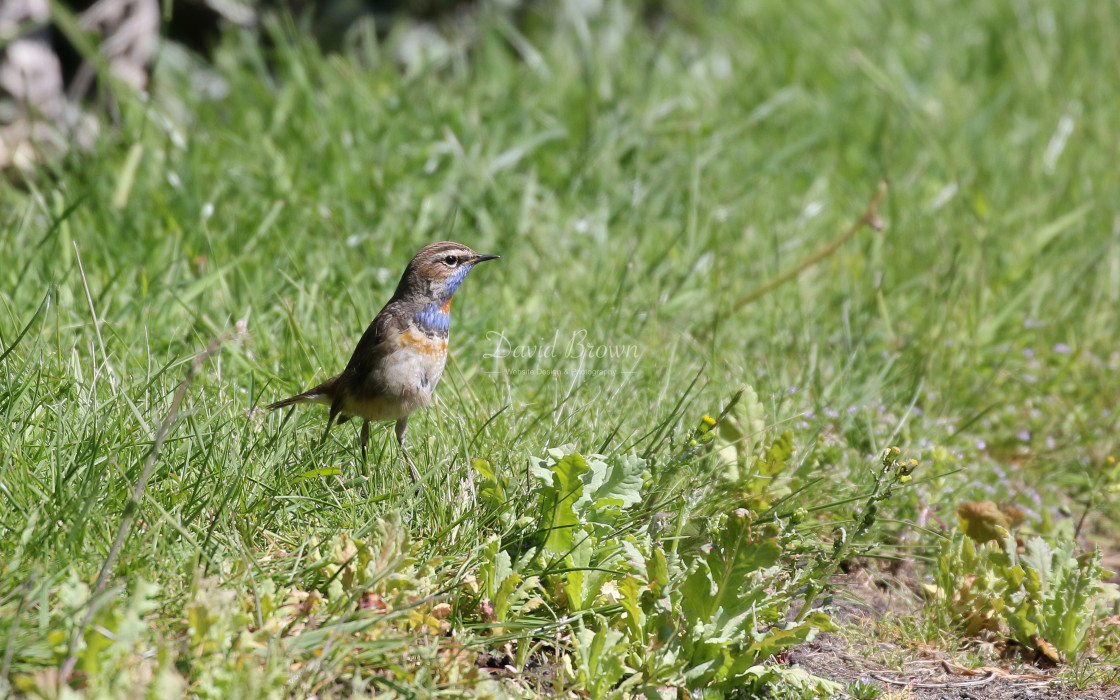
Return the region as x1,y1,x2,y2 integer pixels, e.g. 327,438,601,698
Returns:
2,0,1120,696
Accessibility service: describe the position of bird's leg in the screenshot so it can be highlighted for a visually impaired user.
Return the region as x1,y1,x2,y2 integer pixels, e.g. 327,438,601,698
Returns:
321,403,342,446
360,420,370,462
401,449,420,484
395,417,420,483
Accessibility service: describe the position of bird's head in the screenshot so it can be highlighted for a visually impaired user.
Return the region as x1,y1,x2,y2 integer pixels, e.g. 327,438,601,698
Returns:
395,241,499,306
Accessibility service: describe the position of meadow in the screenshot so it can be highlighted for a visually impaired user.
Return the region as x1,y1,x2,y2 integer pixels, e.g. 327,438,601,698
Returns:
1,1,1119,697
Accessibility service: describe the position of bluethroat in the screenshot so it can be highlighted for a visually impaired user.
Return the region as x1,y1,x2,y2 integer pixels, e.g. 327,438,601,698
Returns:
266,241,499,481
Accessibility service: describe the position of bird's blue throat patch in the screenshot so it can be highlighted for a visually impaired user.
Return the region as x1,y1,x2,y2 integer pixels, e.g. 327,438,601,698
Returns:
413,264,473,334
414,303,451,334
443,264,472,298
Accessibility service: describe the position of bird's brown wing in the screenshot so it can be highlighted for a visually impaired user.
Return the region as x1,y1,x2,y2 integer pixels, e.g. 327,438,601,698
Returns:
266,303,407,412
341,302,409,381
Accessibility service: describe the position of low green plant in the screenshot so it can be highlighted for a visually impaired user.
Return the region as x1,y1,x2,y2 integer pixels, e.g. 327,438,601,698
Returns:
930,528,1004,636
1002,536,1118,662
665,508,836,691
469,439,840,697
793,446,918,623
565,616,634,699
847,677,884,700
471,534,544,635
932,529,1119,661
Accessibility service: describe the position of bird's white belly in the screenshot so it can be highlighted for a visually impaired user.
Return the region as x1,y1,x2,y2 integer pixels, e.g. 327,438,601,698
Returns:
343,335,447,422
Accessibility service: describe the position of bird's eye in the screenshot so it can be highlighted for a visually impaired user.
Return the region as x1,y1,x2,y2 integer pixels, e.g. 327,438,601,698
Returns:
443,255,459,266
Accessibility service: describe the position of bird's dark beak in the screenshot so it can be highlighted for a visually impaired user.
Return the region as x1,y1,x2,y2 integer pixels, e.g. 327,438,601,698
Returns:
472,254,500,263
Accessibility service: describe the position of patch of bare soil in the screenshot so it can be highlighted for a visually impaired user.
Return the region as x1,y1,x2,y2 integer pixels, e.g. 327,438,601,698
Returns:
1101,547,1120,585
789,633,1120,700
785,561,1120,700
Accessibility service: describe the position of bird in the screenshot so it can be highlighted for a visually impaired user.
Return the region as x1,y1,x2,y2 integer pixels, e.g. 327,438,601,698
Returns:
266,241,499,481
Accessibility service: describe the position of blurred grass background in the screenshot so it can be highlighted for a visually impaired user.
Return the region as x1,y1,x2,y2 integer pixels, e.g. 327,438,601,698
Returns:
1,0,1119,694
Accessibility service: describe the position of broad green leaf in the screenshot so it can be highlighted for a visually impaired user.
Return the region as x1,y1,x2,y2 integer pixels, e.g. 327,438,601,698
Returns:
745,612,834,662
618,575,644,641
530,445,578,484
473,458,510,525
492,572,522,623
588,454,645,512
1020,537,1054,590
479,537,513,600
573,619,628,699
682,511,781,622
647,546,669,592
715,384,766,480
538,453,589,556
757,431,793,478
563,528,594,611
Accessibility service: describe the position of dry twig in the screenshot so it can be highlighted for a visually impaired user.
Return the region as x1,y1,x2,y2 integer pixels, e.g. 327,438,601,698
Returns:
705,180,888,334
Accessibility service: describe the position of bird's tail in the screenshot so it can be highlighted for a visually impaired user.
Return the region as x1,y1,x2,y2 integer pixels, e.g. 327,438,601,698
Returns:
265,374,339,410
